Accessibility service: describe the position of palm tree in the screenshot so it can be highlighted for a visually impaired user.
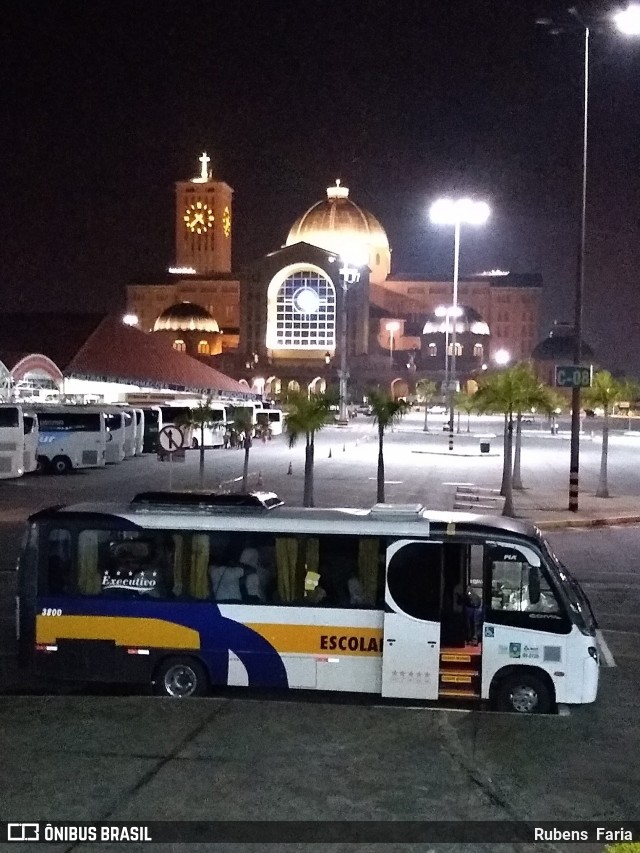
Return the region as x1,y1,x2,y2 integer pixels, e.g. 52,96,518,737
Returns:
509,365,556,490
229,407,254,493
176,399,221,488
368,391,408,503
455,389,476,433
415,379,437,432
284,391,333,507
584,372,638,498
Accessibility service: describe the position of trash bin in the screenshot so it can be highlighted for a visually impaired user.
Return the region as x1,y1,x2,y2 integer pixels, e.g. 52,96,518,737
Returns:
480,440,490,454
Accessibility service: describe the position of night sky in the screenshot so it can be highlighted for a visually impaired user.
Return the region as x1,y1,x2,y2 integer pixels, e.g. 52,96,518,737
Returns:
1,1,639,371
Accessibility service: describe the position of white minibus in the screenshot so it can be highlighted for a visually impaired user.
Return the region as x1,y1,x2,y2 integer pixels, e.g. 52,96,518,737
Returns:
21,495,599,713
34,407,107,474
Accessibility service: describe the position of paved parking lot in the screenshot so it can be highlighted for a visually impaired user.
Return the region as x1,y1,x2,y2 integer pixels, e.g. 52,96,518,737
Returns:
1,414,639,851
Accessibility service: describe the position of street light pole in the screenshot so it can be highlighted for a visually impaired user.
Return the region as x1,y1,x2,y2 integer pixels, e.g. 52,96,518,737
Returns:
338,260,362,423
339,276,349,423
569,24,589,512
430,198,490,451
448,219,461,452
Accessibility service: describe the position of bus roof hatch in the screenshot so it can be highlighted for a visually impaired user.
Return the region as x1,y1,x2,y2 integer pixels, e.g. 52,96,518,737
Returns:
369,503,425,519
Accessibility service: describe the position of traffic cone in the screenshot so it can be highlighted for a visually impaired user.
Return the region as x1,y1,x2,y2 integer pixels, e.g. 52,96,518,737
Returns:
328,448,332,458
287,461,293,475
257,471,263,488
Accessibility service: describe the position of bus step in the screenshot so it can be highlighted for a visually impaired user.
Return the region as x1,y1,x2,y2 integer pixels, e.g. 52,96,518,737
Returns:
438,687,480,700
440,652,474,664
440,670,478,684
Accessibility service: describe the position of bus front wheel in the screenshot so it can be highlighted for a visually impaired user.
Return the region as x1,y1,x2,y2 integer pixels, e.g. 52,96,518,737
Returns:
494,672,552,714
51,455,72,475
153,656,209,698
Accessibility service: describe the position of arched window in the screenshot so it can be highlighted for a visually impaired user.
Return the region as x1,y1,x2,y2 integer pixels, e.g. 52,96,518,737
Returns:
173,339,186,352
288,380,301,392
447,342,463,357
267,266,336,350
428,342,437,357
473,342,483,359
198,340,210,355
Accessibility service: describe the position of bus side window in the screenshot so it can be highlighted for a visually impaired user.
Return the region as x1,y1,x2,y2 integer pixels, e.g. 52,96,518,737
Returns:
47,529,72,595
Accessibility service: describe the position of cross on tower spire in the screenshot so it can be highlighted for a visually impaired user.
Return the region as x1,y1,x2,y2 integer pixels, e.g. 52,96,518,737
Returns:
199,152,210,181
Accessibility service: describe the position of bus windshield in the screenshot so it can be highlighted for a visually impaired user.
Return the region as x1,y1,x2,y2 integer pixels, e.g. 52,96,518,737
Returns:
540,538,597,635
0,407,20,428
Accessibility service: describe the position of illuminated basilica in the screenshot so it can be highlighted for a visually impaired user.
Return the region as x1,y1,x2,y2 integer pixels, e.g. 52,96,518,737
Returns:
127,154,541,400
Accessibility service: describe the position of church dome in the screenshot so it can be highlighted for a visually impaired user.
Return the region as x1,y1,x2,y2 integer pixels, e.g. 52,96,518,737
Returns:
285,181,391,284
153,301,220,333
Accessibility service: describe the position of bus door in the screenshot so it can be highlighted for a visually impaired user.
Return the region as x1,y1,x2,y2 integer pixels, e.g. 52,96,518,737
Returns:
381,540,443,700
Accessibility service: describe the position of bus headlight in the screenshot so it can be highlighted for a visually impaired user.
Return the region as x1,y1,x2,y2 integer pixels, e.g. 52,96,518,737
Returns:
588,646,598,662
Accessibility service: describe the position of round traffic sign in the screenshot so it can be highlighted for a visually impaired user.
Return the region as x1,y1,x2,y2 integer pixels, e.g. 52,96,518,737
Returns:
158,424,185,453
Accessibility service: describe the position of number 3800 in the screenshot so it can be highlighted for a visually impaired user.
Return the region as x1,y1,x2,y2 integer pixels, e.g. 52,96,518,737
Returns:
41,608,62,616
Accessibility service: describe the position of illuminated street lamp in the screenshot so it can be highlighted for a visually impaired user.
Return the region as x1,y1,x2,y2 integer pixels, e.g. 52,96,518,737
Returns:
122,314,139,326
429,198,490,450
493,348,511,367
337,250,366,423
385,321,400,368
614,4,640,35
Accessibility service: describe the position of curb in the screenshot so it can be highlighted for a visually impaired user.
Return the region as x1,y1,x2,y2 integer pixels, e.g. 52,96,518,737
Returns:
532,514,640,531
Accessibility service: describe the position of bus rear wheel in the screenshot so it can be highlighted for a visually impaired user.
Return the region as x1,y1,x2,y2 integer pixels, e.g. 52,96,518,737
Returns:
153,657,209,698
494,672,552,714
51,455,72,475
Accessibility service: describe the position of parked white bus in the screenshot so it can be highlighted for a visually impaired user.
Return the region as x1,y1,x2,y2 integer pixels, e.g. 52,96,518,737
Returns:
0,404,39,479
133,409,144,456
104,410,126,465
119,408,137,458
159,403,226,448
140,406,161,453
21,494,599,713
34,407,107,474
256,408,283,437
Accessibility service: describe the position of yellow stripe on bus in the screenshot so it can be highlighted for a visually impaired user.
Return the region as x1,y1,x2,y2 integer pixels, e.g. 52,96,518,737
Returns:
36,615,200,650
246,623,383,656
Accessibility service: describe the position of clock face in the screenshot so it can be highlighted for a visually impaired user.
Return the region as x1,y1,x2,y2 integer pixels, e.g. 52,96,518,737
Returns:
222,206,231,238
183,201,215,234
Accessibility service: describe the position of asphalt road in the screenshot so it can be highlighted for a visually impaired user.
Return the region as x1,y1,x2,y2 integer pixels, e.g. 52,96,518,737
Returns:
0,414,639,852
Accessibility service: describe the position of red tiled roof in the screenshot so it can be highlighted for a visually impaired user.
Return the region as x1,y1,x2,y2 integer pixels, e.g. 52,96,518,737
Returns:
65,315,252,396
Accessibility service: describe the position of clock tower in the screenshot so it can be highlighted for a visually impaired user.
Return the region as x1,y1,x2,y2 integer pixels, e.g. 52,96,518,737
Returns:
174,152,233,274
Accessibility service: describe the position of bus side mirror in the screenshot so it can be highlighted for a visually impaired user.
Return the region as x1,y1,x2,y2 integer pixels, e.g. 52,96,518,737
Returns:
528,566,541,605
